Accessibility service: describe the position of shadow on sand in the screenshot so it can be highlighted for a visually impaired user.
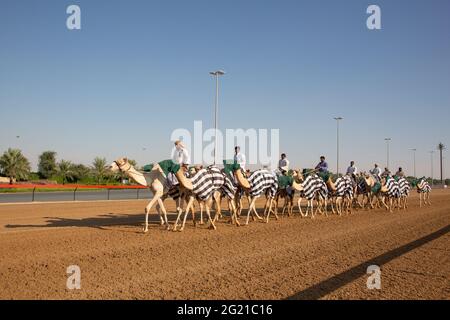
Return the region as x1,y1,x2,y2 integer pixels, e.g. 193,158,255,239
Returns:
4,210,239,231
285,224,450,300
4,212,169,231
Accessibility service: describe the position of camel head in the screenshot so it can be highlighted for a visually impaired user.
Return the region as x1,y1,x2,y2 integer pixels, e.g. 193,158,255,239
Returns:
363,173,374,187
188,165,203,177
290,169,304,191
108,157,130,173
292,169,304,182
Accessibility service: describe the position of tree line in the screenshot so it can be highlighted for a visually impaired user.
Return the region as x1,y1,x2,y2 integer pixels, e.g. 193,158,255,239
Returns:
0,144,448,185
0,149,137,185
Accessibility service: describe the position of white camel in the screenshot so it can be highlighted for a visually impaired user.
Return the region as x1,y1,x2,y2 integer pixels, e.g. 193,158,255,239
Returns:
108,158,192,233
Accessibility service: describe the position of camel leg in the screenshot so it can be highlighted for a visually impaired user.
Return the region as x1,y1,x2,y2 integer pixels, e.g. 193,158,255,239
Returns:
251,198,263,221
290,196,294,216
144,187,163,233
228,199,240,226
236,195,242,217
157,197,170,230
265,198,276,223
212,193,222,223
155,204,164,225
271,198,278,221
204,198,216,230
190,199,196,226
298,197,305,217
245,198,257,225
330,197,335,215
175,196,193,231
337,197,342,216
379,196,388,210
262,197,269,217
179,197,196,231
199,202,204,224
350,197,354,213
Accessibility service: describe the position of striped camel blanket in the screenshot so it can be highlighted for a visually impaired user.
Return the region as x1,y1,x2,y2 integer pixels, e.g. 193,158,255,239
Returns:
247,169,278,198
190,165,236,201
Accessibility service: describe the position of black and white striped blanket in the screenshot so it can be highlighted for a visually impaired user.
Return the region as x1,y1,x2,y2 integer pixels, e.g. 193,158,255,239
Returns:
398,177,411,197
190,165,236,201
247,169,278,198
334,175,354,198
385,177,400,198
300,174,328,200
416,178,431,193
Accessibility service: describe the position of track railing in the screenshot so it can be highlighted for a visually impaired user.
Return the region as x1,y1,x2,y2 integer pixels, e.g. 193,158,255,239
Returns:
0,184,147,202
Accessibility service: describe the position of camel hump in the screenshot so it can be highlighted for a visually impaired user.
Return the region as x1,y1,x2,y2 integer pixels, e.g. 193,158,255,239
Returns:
234,169,251,189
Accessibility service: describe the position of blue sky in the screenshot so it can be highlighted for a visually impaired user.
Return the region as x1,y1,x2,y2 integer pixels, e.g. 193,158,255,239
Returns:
1,0,449,177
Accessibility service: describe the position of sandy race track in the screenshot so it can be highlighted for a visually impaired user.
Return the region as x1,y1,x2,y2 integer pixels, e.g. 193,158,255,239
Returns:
0,190,449,300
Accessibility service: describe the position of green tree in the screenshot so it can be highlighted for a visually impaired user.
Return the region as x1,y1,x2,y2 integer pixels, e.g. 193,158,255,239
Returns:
38,151,57,179
72,164,90,182
91,157,108,184
0,148,31,183
57,160,74,184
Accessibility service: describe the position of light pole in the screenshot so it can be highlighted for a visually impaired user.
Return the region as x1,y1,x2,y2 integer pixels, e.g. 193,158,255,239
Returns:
210,70,225,165
429,151,434,185
333,117,343,175
385,138,391,169
409,148,417,177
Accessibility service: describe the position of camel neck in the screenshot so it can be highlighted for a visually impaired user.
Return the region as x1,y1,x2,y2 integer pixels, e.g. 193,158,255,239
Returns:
125,166,148,186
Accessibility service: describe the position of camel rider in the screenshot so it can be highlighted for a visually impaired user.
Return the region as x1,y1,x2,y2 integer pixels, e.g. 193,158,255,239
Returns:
381,167,391,178
278,153,289,175
234,146,246,171
173,140,191,168
169,140,191,186
315,156,328,173
346,161,358,185
314,156,329,181
370,164,382,181
395,167,405,178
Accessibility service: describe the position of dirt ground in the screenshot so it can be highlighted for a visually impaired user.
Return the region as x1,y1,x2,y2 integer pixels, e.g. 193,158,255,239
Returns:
0,190,449,300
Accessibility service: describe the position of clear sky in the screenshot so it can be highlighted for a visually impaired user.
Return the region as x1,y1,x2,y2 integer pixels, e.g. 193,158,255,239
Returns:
1,0,449,178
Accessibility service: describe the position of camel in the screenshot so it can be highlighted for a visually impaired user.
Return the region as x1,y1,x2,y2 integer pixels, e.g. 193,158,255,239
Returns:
233,168,302,224
233,168,273,225
269,172,302,218
108,158,192,233
292,170,328,218
416,178,431,207
326,175,353,216
359,174,389,210
273,188,294,217
172,165,239,231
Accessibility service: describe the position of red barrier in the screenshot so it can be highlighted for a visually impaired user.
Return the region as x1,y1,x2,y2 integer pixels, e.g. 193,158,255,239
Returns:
0,184,147,190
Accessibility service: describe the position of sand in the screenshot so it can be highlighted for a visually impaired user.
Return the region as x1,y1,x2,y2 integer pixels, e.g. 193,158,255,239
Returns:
0,190,448,299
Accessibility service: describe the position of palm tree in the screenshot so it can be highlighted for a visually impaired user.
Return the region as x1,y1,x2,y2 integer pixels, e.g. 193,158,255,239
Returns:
57,160,74,185
0,148,31,184
91,157,107,184
437,143,445,184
